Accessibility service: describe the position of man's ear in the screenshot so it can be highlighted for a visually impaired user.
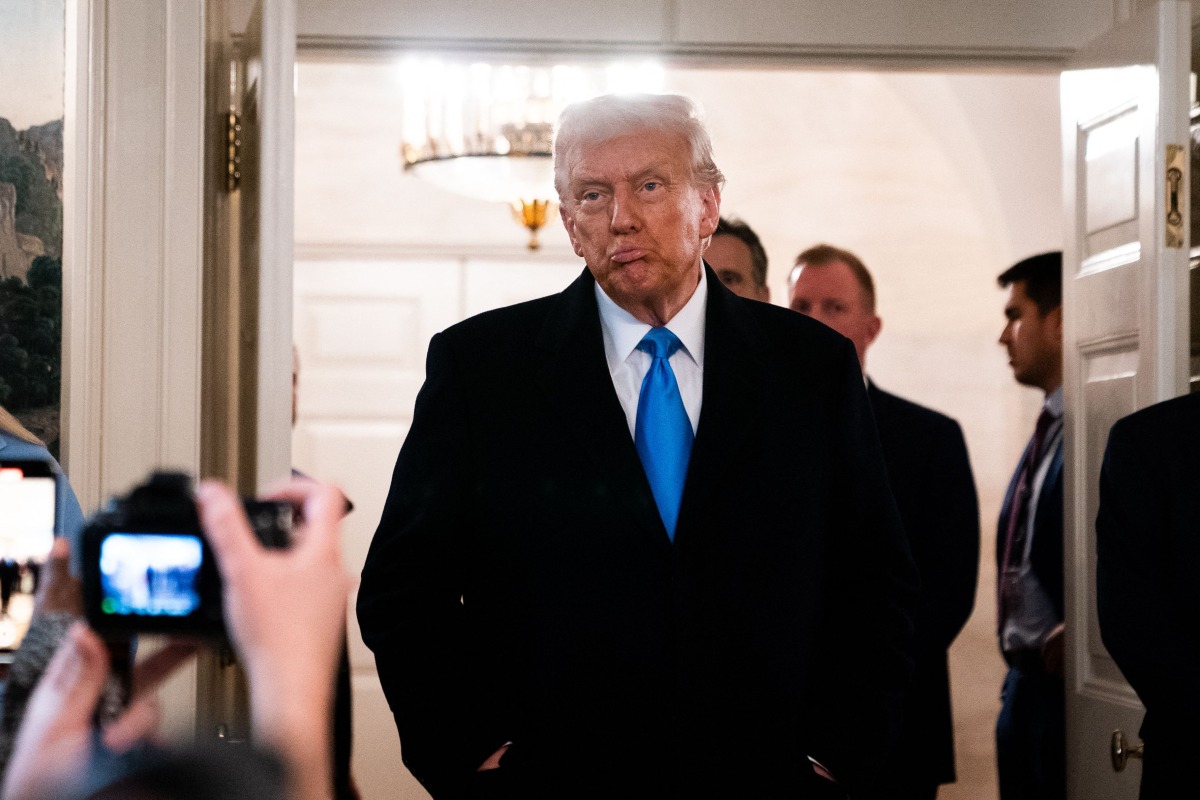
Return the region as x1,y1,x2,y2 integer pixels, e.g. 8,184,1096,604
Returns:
698,184,721,239
560,205,584,258
866,315,883,348
1047,305,1063,338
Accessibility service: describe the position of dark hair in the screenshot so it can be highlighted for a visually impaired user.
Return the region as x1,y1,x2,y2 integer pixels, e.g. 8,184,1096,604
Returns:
713,217,768,289
792,243,876,312
997,251,1062,315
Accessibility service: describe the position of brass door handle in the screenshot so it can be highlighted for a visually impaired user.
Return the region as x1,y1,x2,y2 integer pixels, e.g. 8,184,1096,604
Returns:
1111,730,1144,772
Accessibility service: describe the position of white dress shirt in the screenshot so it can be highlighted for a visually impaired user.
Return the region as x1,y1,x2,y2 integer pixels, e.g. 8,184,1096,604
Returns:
594,268,706,439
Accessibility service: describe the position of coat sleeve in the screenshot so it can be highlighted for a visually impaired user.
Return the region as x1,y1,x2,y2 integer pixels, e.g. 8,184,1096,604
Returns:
356,332,508,799
809,342,920,795
1096,414,1200,728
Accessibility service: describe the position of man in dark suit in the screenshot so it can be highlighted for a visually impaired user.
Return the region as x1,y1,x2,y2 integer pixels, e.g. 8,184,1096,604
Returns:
994,252,1065,800
357,93,918,800
1097,392,1200,798
706,216,770,301
789,244,980,800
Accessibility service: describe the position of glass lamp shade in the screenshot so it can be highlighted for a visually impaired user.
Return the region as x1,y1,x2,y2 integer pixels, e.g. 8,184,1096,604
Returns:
406,152,556,206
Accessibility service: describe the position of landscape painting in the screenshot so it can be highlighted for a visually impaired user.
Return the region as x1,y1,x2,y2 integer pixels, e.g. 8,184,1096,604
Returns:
0,1,66,457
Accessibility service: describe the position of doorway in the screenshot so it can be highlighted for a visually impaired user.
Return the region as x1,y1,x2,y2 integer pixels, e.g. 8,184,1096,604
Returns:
291,60,1063,800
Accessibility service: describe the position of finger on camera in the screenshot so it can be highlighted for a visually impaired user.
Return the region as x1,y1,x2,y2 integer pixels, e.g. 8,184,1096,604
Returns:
35,537,82,616
261,480,344,552
101,695,160,753
195,481,259,576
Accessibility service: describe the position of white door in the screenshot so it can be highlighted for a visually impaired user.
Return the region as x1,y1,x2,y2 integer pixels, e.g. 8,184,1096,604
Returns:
292,255,582,800
1060,2,1191,798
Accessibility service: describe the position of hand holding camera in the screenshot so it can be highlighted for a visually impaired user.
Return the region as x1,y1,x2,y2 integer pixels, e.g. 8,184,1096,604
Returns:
4,474,351,800
195,479,351,749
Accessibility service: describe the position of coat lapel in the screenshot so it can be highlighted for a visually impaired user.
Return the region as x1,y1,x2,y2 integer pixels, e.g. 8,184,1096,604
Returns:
534,268,669,548
674,266,770,544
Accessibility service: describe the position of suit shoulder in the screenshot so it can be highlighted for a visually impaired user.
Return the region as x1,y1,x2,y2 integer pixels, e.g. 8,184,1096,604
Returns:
438,293,560,351
1113,392,1200,437
1108,392,1200,460
871,386,964,439
743,299,853,355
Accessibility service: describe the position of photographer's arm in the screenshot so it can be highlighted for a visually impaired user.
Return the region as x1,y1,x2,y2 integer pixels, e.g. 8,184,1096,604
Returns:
197,479,351,800
0,623,192,800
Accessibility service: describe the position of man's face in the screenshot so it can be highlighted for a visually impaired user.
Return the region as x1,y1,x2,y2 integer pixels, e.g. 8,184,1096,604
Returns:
788,260,881,369
999,280,1063,392
706,234,768,301
559,129,720,324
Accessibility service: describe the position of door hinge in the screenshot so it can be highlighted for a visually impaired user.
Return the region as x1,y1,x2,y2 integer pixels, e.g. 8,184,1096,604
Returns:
226,109,242,192
1165,143,1185,248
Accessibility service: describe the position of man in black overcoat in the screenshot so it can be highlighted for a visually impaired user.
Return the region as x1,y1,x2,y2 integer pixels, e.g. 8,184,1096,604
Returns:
358,93,918,800
1098,391,1200,799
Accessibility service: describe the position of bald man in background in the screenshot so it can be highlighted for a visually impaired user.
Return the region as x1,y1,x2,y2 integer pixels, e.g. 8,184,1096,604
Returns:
790,244,980,800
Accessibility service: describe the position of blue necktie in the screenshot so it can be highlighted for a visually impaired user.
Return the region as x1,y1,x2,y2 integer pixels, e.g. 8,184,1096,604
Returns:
635,327,694,540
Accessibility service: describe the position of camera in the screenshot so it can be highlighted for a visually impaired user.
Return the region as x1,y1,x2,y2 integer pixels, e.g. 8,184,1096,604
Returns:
81,471,291,637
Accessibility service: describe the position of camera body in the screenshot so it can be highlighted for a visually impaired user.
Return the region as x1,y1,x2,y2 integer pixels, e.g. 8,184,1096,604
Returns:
81,472,290,637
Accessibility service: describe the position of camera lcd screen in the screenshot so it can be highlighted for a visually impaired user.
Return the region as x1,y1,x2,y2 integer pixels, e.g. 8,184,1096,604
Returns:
98,533,204,617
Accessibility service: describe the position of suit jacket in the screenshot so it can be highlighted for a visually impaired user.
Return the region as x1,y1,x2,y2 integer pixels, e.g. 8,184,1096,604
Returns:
867,384,979,787
1097,392,1200,799
996,418,1065,624
357,267,918,800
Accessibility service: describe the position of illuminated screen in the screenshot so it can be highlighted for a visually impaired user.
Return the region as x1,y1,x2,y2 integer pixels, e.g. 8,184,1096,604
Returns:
98,533,203,617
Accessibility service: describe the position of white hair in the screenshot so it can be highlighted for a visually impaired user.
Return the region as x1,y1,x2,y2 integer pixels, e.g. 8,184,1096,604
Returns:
552,93,725,201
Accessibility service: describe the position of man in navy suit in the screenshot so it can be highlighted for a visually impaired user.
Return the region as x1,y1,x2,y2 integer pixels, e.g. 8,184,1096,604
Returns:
993,252,1065,800
1097,392,1200,799
789,244,980,800
357,94,918,800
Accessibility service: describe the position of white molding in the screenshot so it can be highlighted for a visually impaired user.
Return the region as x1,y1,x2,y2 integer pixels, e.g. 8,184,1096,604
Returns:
63,0,208,739
294,240,581,263
295,36,1072,71
62,0,104,512
254,0,297,491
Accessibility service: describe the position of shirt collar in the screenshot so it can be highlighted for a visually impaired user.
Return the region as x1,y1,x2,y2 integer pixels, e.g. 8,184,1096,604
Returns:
595,267,707,370
1044,386,1064,419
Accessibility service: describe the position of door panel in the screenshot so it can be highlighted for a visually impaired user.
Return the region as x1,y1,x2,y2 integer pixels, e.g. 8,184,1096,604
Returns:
1061,3,1191,798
